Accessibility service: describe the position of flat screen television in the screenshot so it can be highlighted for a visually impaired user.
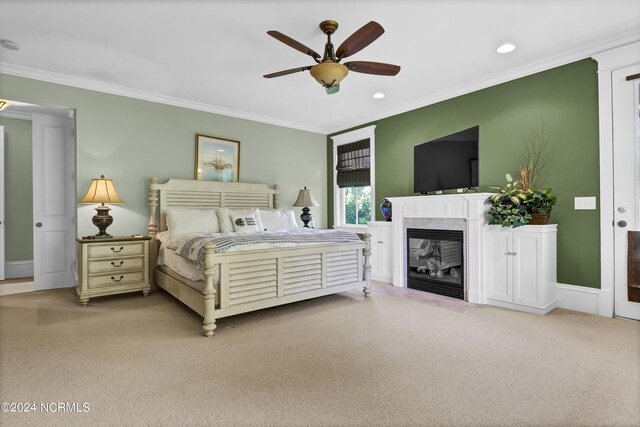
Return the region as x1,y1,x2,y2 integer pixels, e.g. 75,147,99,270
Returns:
413,126,479,194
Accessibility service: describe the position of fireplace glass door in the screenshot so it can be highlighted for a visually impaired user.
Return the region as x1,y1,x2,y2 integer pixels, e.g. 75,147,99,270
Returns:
407,229,464,299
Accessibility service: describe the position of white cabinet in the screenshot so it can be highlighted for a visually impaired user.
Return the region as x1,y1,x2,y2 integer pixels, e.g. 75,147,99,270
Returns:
485,225,557,314
367,221,393,283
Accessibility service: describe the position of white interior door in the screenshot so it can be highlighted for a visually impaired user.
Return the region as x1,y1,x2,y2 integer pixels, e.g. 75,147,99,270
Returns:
613,64,640,320
0,125,4,280
32,112,76,290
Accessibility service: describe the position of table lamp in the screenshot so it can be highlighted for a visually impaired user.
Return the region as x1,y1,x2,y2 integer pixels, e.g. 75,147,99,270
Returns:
293,186,319,228
79,175,124,238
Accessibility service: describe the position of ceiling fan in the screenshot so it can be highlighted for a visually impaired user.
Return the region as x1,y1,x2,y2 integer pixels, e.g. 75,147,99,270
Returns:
264,20,401,94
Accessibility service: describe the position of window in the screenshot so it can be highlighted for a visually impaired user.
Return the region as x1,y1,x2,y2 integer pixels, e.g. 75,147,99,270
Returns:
331,125,376,228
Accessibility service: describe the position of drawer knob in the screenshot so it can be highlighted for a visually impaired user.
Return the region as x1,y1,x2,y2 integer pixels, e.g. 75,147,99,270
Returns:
111,275,124,282
111,261,124,267
111,246,124,253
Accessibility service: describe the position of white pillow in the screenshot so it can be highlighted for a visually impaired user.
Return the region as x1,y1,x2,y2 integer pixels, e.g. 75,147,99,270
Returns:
231,212,260,234
259,209,299,231
165,208,220,236
217,208,264,233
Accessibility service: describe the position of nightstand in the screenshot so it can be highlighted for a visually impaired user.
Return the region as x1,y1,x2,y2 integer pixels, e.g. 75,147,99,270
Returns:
76,236,151,306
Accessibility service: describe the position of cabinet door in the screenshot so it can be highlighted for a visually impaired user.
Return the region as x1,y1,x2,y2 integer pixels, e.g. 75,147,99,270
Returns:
378,225,393,280
512,232,542,307
486,229,512,302
368,224,393,282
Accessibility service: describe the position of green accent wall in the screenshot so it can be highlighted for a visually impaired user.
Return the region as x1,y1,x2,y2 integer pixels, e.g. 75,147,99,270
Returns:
328,59,600,289
0,117,33,261
0,73,327,238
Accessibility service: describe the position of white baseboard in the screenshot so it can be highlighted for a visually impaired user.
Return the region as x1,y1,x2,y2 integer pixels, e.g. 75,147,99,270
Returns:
0,280,35,296
556,283,601,315
5,260,34,279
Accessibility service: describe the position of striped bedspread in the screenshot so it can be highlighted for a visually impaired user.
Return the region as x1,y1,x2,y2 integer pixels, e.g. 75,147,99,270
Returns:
176,229,361,265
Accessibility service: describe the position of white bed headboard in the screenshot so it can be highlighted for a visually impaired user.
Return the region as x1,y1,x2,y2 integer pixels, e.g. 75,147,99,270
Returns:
148,177,279,236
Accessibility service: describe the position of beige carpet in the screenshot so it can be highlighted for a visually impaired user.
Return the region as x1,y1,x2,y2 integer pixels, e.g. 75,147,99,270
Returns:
374,285,483,314
0,285,638,426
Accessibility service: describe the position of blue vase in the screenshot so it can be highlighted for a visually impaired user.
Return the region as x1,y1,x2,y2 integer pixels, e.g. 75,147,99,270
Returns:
380,198,392,222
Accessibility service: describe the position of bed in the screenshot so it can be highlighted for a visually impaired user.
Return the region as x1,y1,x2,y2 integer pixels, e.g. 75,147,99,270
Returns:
147,177,372,336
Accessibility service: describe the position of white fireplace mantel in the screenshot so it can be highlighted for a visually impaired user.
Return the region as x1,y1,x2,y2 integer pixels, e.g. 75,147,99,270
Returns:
387,193,492,304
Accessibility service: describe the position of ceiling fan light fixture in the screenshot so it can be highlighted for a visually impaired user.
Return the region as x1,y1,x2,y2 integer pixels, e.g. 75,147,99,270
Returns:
310,62,349,90
325,85,340,95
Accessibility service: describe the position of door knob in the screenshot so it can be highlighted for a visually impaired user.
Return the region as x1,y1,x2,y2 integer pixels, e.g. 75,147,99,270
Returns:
617,220,627,228
35,222,43,228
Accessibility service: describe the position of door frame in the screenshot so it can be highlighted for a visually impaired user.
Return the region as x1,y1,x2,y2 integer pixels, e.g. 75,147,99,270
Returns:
594,42,640,317
0,125,4,280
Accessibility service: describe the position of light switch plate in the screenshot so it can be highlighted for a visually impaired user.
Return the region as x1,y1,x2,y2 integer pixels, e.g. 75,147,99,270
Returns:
574,196,596,210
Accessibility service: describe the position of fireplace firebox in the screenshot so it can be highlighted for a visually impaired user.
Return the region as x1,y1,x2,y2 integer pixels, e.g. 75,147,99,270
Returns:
406,228,464,299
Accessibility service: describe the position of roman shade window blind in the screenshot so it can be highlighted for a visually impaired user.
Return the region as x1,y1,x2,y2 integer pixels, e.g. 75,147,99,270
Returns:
336,138,370,188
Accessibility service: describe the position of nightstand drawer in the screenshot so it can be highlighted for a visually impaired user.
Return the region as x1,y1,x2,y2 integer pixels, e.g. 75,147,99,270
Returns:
87,271,145,289
88,257,144,274
88,242,144,258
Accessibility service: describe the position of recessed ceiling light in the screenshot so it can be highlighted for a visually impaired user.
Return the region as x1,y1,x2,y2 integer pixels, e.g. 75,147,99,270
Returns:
372,92,385,99
0,39,20,51
496,43,516,54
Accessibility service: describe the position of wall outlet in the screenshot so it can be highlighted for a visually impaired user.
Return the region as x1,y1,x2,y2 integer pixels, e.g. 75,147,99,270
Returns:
574,196,596,210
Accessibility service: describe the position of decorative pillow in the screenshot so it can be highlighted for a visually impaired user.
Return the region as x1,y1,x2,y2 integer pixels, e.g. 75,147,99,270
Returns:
231,212,261,234
217,208,264,233
258,209,299,231
165,208,220,236
216,208,235,233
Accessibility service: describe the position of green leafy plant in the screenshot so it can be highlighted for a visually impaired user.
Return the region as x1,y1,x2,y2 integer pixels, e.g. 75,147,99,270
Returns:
486,174,531,227
523,187,557,215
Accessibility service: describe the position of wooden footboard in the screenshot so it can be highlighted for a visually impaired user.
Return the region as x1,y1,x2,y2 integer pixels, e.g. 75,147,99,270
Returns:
148,177,372,336
198,236,371,336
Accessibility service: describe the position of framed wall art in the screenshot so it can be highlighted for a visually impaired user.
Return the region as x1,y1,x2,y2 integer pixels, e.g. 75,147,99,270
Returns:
195,134,240,182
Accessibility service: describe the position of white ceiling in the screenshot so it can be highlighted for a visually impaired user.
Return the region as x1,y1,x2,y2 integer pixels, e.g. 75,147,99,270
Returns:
1,1,639,134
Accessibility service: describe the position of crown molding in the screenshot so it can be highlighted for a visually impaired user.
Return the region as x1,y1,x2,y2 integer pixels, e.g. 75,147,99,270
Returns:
326,31,640,134
0,62,326,134
1,29,639,137
0,109,31,120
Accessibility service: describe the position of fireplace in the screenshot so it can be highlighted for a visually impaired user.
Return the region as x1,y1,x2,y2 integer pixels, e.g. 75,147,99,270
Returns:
388,193,491,304
406,228,464,299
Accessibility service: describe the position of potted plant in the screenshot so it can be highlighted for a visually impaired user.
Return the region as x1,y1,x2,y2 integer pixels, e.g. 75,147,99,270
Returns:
486,174,531,227
523,187,558,224
486,124,559,226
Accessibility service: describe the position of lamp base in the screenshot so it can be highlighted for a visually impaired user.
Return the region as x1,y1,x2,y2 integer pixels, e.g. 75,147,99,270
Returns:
300,207,313,228
92,204,114,238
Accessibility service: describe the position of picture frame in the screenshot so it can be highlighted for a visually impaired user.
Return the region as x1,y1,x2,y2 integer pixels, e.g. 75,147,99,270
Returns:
195,134,240,182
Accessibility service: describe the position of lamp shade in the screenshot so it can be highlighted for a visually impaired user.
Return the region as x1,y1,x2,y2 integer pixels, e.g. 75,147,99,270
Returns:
310,62,348,88
79,175,124,204
293,186,319,208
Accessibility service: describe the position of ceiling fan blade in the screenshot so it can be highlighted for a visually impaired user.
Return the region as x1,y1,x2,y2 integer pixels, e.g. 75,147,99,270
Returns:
344,61,400,76
263,66,313,79
336,21,385,59
267,31,321,59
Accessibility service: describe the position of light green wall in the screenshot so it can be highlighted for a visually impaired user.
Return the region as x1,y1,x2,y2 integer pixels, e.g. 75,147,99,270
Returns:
328,59,600,289
0,74,327,237
0,117,33,261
